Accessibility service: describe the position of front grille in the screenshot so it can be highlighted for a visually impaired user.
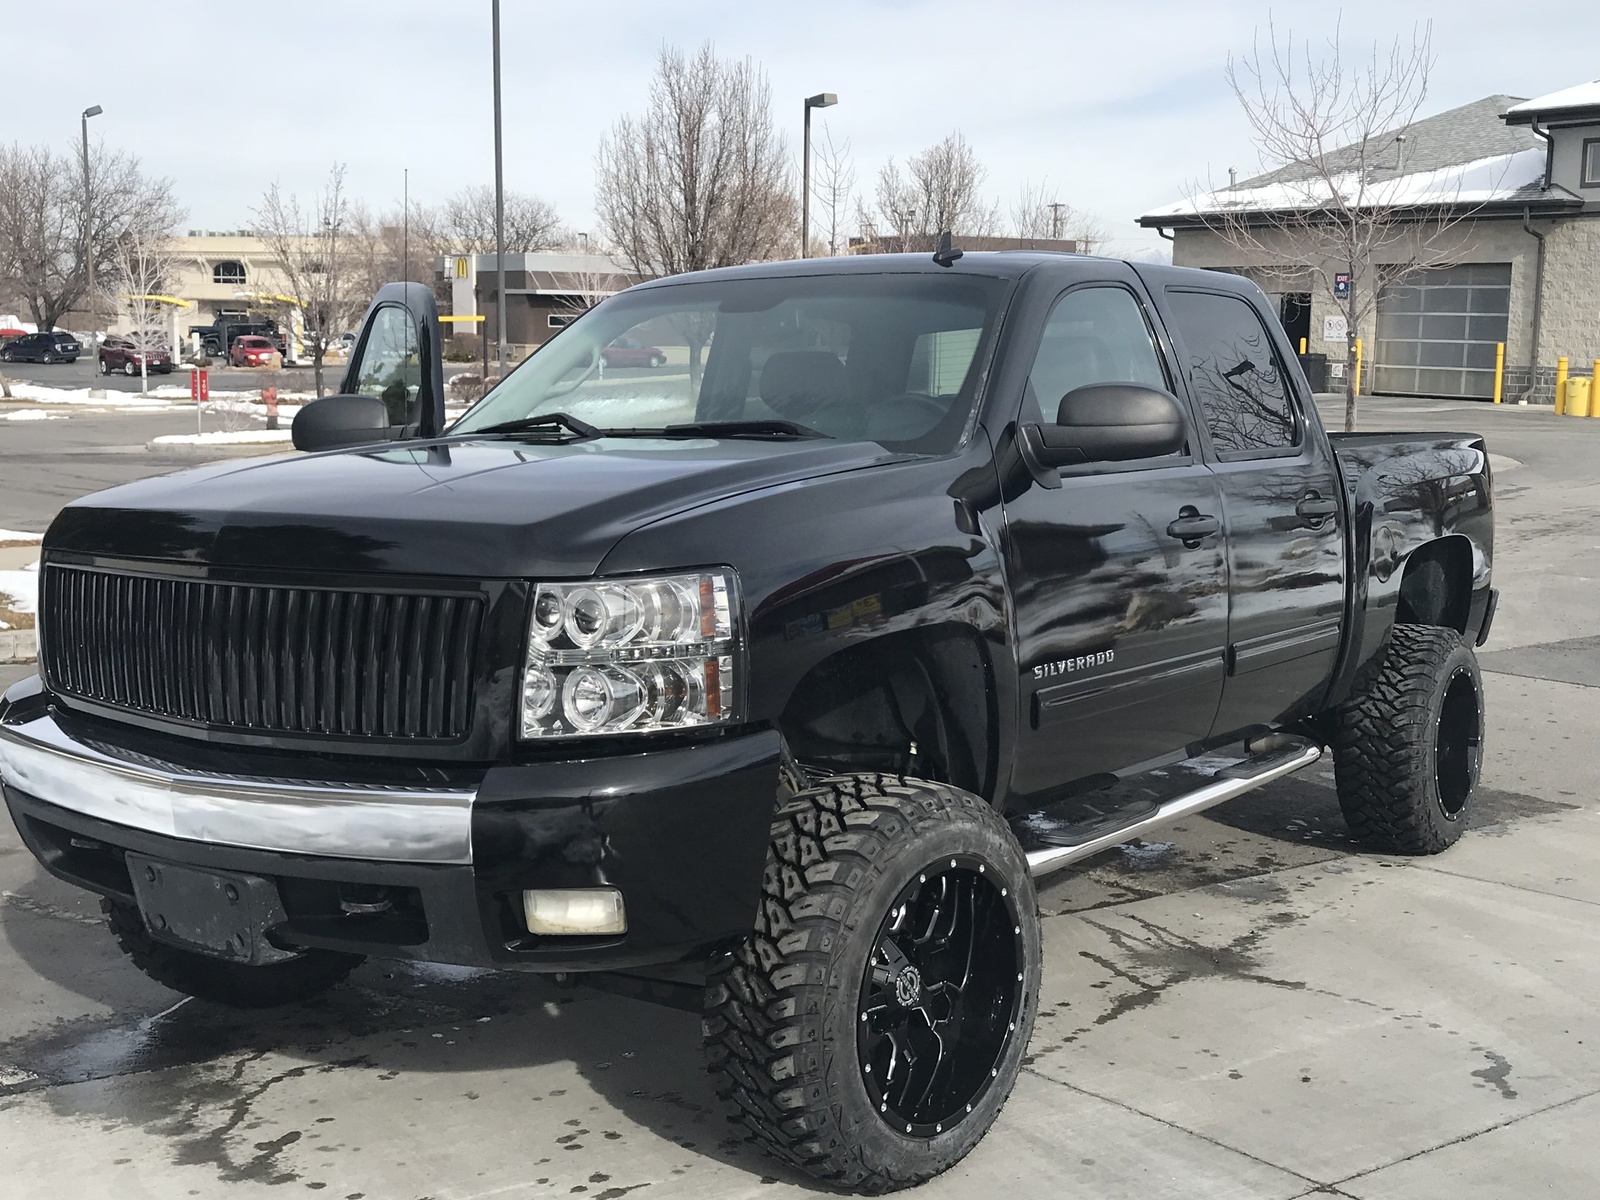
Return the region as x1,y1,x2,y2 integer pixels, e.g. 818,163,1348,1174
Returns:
41,565,482,740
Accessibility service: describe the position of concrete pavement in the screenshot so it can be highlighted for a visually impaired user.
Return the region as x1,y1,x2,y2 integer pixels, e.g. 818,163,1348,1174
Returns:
1,397,1598,1198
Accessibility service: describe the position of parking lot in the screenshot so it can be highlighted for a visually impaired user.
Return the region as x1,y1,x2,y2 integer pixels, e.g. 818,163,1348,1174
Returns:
1,396,1597,1199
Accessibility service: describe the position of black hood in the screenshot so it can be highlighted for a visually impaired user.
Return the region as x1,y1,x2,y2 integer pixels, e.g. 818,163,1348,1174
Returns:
47,436,897,578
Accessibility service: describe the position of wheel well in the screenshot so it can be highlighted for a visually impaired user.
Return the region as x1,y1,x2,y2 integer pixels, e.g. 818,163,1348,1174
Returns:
777,626,996,799
1394,535,1473,634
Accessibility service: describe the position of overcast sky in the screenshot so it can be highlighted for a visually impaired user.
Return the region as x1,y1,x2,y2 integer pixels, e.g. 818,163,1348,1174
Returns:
9,0,1597,260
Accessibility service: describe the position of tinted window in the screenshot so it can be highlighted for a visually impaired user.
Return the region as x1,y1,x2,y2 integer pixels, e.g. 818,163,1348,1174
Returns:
1166,290,1298,454
351,305,423,425
1025,286,1167,423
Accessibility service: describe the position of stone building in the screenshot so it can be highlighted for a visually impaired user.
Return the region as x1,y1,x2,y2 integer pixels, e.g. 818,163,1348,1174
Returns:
1139,82,1600,402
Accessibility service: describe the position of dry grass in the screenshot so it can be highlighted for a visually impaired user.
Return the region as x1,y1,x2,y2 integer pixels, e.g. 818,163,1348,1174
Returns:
0,539,42,550
0,602,33,630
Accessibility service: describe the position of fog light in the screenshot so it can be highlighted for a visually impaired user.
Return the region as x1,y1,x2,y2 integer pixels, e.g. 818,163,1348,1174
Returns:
522,888,627,936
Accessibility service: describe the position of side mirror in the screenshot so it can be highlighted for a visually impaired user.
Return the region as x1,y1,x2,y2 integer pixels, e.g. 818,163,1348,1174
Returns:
1019,383,1187,487
291,394,398,452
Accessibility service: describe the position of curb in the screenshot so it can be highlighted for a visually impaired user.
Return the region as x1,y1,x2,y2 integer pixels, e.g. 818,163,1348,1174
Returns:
146,439,295,458
0,628,36,663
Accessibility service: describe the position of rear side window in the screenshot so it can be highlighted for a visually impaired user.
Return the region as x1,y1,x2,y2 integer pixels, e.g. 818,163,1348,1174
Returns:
1165,290,1299,455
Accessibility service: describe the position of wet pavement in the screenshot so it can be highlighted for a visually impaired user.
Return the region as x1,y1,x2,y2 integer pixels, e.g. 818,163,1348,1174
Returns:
3,397,1600,1197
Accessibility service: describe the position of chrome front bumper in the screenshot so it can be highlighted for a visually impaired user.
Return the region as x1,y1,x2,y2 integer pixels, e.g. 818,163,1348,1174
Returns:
0,713,476,864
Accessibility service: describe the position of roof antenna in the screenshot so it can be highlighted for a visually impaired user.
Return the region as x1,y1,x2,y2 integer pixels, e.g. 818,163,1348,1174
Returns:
932,230,963,267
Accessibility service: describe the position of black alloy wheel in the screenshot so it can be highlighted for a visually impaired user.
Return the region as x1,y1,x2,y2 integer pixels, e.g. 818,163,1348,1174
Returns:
857,855,1023,1137
1433,666,1482,818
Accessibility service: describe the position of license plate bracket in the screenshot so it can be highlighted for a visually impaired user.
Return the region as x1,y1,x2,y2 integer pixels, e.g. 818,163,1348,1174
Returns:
126,854,297,965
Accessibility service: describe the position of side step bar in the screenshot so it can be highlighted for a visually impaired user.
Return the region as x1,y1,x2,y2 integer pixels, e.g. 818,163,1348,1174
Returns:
1024,736,1324,881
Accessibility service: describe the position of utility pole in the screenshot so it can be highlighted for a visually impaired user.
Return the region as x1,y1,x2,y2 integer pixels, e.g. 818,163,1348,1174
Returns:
801,93,837,258
81,105,102,332
1047,201,1065,241
492,0,507,375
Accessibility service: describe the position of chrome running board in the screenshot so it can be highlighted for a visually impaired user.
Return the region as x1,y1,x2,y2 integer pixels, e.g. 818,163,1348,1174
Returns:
1023,736,1324,881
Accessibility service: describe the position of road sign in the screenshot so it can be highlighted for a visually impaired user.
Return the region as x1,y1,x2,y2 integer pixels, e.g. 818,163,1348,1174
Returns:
190,368,209,403
1334,273,1351,298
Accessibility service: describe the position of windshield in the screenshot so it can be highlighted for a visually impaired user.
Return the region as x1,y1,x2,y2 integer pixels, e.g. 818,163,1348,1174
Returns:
450,272,1010,453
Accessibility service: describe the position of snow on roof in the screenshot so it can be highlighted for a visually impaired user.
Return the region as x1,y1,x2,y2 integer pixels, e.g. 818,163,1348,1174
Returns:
1140,147,1546,224
1505,81,1600,116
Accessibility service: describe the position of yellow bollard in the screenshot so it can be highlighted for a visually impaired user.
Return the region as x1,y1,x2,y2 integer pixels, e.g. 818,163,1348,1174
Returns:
1567,377,1592,418
1493,342,1504,403
1555,357,1569,414
1354,337,1363,395
1299,337,1308,355
1593,362,1600,419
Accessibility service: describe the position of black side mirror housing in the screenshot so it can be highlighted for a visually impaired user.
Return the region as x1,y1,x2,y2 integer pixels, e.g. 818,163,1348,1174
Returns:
291,394,398,452
1019,383,1187,487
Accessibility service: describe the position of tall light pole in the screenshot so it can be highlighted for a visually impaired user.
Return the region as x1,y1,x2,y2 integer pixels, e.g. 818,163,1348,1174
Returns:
492,0,507,375
801,93,837,259
81,105,102,331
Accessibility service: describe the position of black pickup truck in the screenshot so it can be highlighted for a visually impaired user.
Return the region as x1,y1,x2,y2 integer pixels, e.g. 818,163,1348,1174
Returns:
0,252,1493,1192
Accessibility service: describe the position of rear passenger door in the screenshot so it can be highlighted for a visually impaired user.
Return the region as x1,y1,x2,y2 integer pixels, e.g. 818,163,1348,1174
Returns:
1160,286,1347,737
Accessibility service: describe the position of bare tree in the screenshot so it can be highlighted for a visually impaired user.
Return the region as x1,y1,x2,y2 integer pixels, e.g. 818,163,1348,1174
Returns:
860,133,999,252
595,42,796,278
252,164,364,397
1199,19,1479,430
1011,179,1110,254
105,226,176,394
0,141,180,332
809,123,855,256
440,185,565,253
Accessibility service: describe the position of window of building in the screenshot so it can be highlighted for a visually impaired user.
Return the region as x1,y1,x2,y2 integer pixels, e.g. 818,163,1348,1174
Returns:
548,313,574,328
212,261,246,285
1373,263,1511,399
1583,137,1600,188
1166,290,1299,455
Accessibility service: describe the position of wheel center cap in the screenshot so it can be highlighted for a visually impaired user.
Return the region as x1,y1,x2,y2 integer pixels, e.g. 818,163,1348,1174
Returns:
894,966,922,1008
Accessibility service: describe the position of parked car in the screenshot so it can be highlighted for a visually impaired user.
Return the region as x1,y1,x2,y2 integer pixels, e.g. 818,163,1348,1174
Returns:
600,336,667,367
99,337,173,376
1,330,81,364
230,335,281,368
1,260,1497,1193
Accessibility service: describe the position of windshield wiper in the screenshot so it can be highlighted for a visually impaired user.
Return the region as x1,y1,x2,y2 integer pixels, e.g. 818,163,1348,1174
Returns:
459,412,601,441
603,420,829,441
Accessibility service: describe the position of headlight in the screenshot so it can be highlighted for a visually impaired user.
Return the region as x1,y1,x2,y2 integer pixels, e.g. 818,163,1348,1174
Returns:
519,569,738,739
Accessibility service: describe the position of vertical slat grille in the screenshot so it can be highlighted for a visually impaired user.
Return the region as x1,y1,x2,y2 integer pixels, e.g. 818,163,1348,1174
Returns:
39,565,481,740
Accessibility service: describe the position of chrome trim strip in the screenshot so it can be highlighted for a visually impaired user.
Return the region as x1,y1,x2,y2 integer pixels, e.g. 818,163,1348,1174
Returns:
0,715,475,865
1025,740,1323,881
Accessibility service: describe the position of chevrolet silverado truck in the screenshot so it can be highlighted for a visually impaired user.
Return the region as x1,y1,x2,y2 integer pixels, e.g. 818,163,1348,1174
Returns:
0,252,1494,1191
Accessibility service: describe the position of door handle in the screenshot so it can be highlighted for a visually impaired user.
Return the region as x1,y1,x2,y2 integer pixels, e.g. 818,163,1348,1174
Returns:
1296,493,1339,522
1166,509,1220,546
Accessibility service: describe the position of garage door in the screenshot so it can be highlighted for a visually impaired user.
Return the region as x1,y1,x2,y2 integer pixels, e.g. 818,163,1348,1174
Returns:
1373,263,1511,399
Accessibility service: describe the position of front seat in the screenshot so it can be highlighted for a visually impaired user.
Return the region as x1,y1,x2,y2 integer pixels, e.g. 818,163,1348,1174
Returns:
758,350,848,426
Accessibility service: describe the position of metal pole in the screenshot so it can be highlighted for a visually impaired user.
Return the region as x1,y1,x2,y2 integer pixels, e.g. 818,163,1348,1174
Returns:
801,100,812,259
492,0,507,376
81,114,93,331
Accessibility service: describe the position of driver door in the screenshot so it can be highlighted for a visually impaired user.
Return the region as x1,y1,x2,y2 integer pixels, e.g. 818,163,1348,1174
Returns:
340,282,448,438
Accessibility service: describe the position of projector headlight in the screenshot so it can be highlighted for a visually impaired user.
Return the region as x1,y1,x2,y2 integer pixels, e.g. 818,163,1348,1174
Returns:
519,569,739,739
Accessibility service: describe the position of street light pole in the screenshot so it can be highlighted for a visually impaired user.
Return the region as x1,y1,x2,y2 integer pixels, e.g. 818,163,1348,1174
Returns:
492,0,507,376
80,105,102,332
800,93,837,259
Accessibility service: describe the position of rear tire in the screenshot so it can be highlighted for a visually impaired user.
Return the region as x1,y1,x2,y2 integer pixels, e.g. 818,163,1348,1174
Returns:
705,773,1039,1192
41,351,55,364
1333,623,1484,854
104,899,364,1007
123,360,137,376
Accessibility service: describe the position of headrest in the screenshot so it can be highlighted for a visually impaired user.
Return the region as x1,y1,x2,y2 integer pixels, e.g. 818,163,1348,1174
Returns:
758,350,846,418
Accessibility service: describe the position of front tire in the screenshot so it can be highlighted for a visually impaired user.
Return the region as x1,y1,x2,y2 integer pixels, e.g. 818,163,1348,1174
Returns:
104,899,364,1007
705,774,1040,1192
1334,623,1484,854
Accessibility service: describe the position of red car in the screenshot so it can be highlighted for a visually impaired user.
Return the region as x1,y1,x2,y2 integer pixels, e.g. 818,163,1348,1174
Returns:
230,336,281,368
600,337,667,368
99,336,172,376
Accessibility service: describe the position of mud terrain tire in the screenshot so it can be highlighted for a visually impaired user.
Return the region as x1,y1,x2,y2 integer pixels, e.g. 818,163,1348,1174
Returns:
1334,623,1484,854
704,773,1040,1193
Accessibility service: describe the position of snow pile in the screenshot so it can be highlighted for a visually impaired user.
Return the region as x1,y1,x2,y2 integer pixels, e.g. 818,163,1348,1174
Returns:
0,560,39,617
2,409,65,421
0,529,43,544
150,429,294,446
3,382,176,409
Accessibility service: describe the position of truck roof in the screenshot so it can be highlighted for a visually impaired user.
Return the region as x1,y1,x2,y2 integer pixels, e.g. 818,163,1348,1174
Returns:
629,250,1112,291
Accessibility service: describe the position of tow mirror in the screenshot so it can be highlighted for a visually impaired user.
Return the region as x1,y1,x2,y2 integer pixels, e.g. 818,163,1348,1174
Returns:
291,394,398,452
1018,383,1187,487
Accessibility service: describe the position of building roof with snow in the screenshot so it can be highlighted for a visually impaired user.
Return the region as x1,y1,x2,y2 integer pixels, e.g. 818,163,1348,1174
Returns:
1139,94,1583,229
1504,81,1600,126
